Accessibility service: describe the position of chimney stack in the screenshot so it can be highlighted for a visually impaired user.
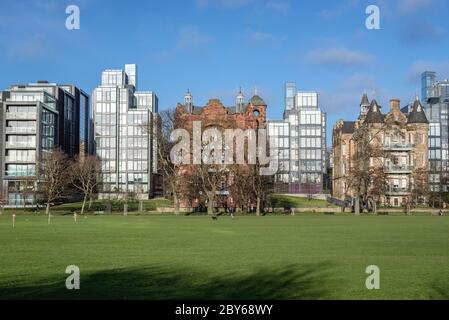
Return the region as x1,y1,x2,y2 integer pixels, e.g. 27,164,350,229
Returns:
390,99,400,111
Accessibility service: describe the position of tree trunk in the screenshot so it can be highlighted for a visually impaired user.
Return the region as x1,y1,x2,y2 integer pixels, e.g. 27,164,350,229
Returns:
81,194,87,215
46,202,50,215
373,201,377,215
0,205,3,215
207,193,214,216
256,196,261,216
139,199,143,212
354,197,360,216
173,191,180,215
88,195,93,210
124,203,128,216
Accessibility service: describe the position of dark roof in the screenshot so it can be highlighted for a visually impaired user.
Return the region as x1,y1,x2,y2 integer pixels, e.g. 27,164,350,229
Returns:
408,99,428,124
187,105,238,115
192,106,203,115
360,93,370,106
249,95,266,106
342,121,356,133
364,99,384,123
225,107,236,114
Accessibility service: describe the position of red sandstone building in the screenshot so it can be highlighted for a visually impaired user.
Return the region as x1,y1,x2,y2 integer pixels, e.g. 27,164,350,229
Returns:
174,90,268,210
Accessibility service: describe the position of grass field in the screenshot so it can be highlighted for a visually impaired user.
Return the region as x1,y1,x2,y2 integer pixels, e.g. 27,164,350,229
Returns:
0,214,448,300
270,195,338,208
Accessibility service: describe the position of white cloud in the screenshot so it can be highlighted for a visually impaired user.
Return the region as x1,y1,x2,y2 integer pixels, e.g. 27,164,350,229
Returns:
196,0,256,9
397,0,434,15
306,48,374,67
265,0,290,14
196,0,290,13
177,26,212,49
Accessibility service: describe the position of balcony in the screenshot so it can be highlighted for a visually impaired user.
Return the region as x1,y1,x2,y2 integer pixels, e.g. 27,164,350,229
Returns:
384,165,414,174
386,187,410,195
5,127,36,134
5,113,36,120
5,156,36,163
5,142,36,149
5,169,36,178
384,143,414,151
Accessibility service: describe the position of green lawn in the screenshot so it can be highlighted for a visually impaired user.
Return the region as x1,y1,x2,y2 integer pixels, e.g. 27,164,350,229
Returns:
0,214,448,300
3,198,173,215
270,195,337,208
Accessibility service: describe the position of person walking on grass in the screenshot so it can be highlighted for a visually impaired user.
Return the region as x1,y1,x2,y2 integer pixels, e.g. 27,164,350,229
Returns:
229,206,235,220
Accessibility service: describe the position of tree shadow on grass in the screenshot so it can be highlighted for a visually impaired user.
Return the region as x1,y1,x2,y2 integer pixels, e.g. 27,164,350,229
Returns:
0,262,336,300
429,280,449,300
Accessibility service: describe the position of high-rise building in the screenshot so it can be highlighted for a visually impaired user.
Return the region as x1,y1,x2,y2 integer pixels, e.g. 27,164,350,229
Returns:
280,83,327,194
421,71,449,192
0,82,90,206
285,82,296,111
92,64,158,199
268,120,290,192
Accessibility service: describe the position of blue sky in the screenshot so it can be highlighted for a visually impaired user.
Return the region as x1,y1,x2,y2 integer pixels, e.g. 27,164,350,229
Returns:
1,0,448,146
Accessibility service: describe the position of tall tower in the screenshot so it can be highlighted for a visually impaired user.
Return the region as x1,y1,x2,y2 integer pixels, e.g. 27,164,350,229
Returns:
184,90,193,113
285,82,297,110
125,64,137,89
421,71,436,102
236,88,245,113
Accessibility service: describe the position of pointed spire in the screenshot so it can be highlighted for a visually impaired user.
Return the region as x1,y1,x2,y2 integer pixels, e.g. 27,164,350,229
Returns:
359,93,370,118
408,97,428,124
364,99,383,123
371,99,380,112
360,93,370,107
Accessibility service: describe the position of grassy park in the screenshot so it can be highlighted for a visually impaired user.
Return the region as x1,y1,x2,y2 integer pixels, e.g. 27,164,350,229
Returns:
1,213,448,300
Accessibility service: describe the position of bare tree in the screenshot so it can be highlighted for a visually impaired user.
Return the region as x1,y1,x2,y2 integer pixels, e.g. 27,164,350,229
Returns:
408,167,429,215
347,125,386,215
70,155,101,214
0,187,6,215
38,149,70,215
367,166,388,214
142,109,184,214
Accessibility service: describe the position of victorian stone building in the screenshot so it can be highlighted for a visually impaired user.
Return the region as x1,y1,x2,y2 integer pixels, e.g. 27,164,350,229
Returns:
333,94,429,207
174,90,268,210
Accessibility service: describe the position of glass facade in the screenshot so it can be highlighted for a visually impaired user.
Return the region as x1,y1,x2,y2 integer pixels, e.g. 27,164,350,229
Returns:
1,82,90,207
268,121,290,184
93,64,158,198
1,92,58,206
282,84,327,194
285,82,296,111
422,72,449,192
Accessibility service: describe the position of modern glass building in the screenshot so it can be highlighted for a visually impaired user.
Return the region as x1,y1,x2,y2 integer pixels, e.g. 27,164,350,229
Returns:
268,120,290,190
0,88,58,206
0,82,90,206
268,83,327,194
93,64,158,199
421,71,449,192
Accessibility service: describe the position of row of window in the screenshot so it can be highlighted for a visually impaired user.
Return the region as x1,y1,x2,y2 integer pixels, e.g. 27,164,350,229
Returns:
5,164,36,177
